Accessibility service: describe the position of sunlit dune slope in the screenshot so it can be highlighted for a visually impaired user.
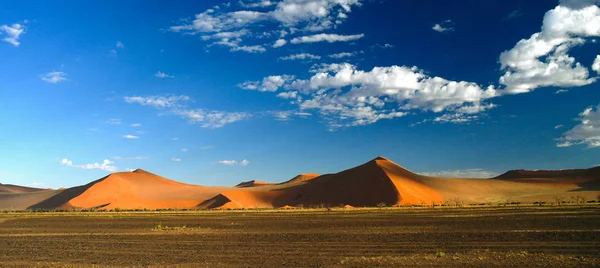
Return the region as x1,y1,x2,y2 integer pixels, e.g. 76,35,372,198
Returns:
30,169,228,210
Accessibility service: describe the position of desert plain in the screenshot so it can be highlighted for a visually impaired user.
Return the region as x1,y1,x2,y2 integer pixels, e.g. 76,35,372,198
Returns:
1,156,599,267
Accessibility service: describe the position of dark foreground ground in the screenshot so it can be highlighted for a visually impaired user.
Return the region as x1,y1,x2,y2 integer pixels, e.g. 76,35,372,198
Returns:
0,207,599,267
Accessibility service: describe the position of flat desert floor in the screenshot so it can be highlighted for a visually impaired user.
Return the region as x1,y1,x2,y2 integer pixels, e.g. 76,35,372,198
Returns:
1,207,599,267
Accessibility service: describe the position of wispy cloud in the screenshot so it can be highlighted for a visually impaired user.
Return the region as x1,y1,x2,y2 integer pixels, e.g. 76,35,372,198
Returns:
171,158,182,162
432,19,454,33
106,118,122,125
155,71,174,78
116,41,124,48
290,33,364,44
124,95,190,108
216,159,250,166
131,123,142,127
504,8,524,20
60,158,117,172
279,53,320,61
1,23,25,47
122,134,140,139
41,71,67,84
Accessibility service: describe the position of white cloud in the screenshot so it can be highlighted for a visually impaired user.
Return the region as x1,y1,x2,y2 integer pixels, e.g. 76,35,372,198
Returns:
555,89,569,94
271,110,312,121
1,23,25,47
170,0,363,52
328,51,361,59
239,0,276,8
230,44,266,53
123,134,140,139
172,109,251,128
593,55,600,74
276,91,299,99
116,41,124,48
280,53,321,60
131,123,142,127
171,158,182,162
172,137,179,140
60,158,117,172
181,148,188,152
432,20,454,33
41,71,67,84
155,71,174,78
242,63,497,128
273,38,287,47
498,3,600,94
239,75,295,91
290,33,364,44
124,95,190,108
420,169,498,178
557,104,600,148
216,159,250,166
555,124,564,129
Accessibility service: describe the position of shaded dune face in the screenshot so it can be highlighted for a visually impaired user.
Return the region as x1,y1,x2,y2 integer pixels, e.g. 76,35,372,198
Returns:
0,184,48,194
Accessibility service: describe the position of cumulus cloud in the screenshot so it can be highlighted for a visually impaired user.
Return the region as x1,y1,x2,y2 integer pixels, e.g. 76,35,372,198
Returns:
1,23,25,47
41,71,67,84
116,41,124,48
239,0,277,8
557,104,600,148
216,159,250,166
60,158,117,172
124,95,190,108
123,134,140,139
290,33,364,44
432,20,454,33
273,38,287,47
279,53,321,60
498,2,600,94
420,169,498,178
239,75,295,91
242,63,497,128
155,71,174,78
593,55,600,73
170,0,362,52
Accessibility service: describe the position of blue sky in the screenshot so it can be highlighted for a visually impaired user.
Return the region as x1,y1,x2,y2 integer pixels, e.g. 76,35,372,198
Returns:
1,0,599,189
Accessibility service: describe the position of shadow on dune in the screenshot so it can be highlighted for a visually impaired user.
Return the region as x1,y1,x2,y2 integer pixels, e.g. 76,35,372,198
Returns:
28,176,108,210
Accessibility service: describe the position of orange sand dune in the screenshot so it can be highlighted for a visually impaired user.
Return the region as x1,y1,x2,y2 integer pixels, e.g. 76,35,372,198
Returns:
3,157,600,210
31,169,229,210
279,173,320,185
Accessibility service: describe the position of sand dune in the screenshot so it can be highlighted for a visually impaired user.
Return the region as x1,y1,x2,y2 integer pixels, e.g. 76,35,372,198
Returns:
2,158,599,210
0,183,47,193
279,173,320,185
